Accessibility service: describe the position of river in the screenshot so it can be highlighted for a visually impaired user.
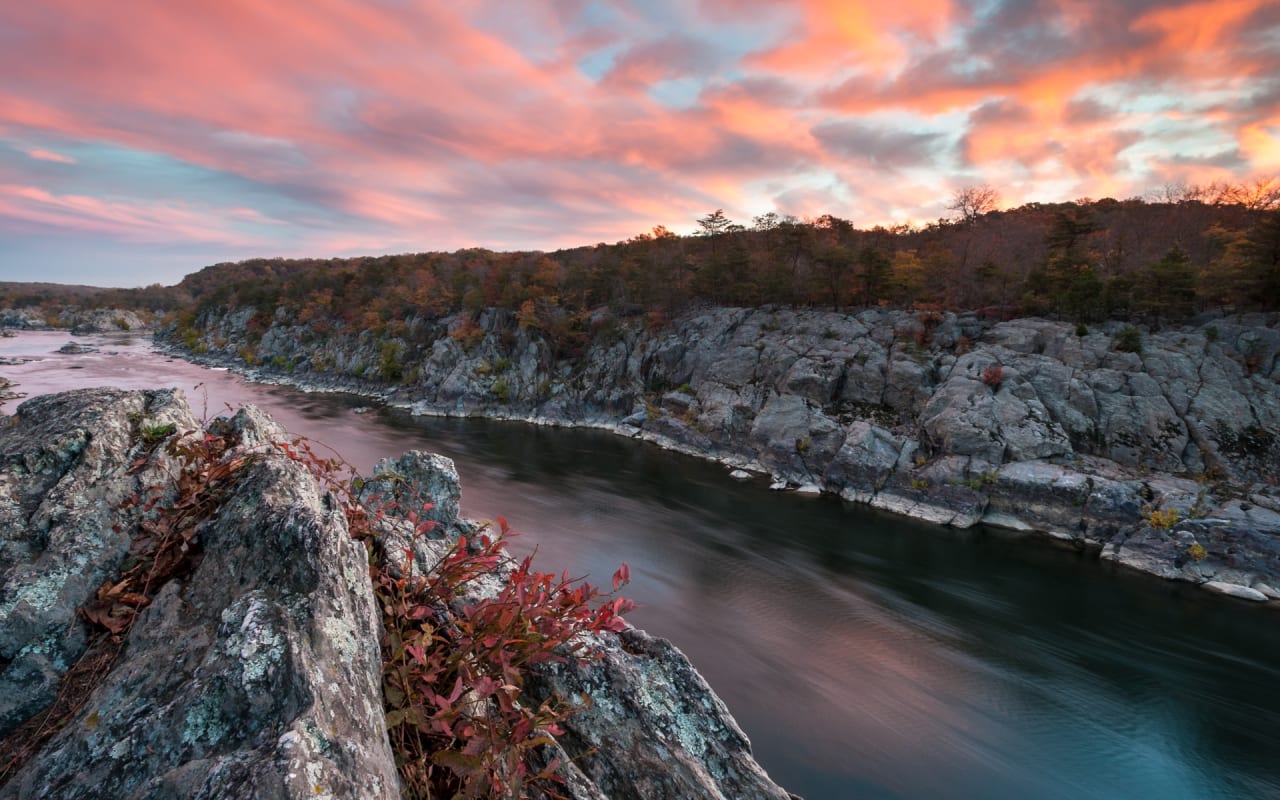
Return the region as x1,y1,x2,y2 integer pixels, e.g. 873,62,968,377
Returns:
4,329,1279,799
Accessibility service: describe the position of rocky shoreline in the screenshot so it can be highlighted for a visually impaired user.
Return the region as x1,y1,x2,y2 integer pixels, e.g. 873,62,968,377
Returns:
155,304,1280,603
0,388,794,799
0,307,149,335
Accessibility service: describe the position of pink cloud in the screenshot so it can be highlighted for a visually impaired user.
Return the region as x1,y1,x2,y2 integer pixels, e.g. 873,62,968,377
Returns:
25,148,76,164
0,0,1277,275
0,184,267,246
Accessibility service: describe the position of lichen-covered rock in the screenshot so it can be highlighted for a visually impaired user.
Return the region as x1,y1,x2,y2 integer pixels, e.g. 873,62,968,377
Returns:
360,450,462,533
0,388,190,735
1,391,399,799
528,628,795,800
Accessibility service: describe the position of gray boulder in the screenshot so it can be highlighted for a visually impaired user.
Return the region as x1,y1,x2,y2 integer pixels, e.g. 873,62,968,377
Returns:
529,628,794,800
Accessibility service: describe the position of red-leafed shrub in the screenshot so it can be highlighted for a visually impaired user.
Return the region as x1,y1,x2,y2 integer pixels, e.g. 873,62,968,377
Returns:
279,437,635,799
982,364,1003,390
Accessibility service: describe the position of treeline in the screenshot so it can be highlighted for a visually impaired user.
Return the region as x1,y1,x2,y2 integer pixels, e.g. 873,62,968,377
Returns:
4,195,1279,333
0,281,188,314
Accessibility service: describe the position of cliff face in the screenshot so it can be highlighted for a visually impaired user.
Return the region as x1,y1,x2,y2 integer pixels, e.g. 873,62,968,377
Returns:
0,390,792,799
0,308,149,334
165,305,1280,600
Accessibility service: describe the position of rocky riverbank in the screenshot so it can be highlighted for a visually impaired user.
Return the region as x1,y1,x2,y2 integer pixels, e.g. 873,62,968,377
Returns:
0,388,793,799
0,307,150,335
159,305,1280,603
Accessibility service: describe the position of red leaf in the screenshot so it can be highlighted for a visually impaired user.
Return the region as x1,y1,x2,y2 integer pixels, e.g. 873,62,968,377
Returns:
405,643,427,665
612,562,631,592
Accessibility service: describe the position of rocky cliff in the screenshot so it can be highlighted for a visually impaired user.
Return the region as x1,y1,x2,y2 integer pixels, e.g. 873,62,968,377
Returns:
0,308,149,334
0,389,792,799
162,306,1280,602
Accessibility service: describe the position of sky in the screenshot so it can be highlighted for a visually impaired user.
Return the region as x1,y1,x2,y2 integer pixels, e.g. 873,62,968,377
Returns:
1,0,1278,287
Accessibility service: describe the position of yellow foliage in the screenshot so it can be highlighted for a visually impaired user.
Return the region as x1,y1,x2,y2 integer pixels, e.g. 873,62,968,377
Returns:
1142,506,1179,530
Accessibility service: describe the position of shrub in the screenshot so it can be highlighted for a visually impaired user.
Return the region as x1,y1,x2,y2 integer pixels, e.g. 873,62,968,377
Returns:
138,421,176,446
379,341,405,382
961,470,999,490
1114,325,1142,353
1143,506,1179,530
275,439,637,800
113,317,131,330
450,318,485,349
1075,322,1088,337
1187,542,1208,561
981,364,1003,390
492,378,510,403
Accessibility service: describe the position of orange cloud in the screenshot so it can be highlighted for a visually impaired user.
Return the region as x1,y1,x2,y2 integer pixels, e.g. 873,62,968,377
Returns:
751,0,957,76
1132,0,1270,55
1241,120,1280,171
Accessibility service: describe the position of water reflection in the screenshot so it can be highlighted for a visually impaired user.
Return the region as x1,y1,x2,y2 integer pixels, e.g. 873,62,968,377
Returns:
2,331,1278,799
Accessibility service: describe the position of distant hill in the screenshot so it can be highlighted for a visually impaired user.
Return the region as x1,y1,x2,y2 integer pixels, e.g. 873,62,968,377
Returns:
3,195,1277,324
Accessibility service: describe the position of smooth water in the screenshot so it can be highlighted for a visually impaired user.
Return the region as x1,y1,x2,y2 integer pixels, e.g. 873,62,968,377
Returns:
4,330,1279,799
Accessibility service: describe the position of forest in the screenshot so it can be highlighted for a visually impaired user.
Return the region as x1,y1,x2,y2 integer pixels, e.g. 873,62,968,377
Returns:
3,191,1279,343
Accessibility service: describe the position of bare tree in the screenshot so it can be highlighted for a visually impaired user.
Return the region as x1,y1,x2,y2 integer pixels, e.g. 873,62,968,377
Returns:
1237,176,1280,210
948,185,1000,224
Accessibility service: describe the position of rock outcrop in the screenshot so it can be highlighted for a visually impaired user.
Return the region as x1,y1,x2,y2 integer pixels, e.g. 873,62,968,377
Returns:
0,390,397,798
0,379,19,405
162,305,1280,601
0,389,792,799
0,308,147,333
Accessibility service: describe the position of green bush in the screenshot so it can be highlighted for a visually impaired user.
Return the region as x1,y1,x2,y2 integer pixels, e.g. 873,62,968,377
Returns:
1114,325,1142,353
379,341,405,382
492,378,510,403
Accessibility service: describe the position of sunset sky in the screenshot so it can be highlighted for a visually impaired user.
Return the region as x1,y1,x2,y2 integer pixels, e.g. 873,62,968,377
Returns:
1,0,1278,286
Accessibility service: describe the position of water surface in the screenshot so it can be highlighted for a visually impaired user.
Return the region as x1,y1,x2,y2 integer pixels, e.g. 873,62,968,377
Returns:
4,330,1279,799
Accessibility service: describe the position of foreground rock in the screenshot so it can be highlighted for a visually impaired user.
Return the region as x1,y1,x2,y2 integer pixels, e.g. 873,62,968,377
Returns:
165,305,1280,602
0,389,792,799
0,390,397,798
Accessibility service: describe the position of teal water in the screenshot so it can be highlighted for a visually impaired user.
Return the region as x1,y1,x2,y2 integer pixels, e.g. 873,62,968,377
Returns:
4,330,1279,799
